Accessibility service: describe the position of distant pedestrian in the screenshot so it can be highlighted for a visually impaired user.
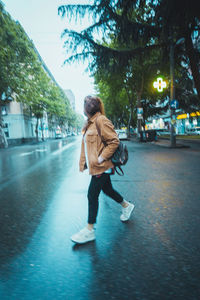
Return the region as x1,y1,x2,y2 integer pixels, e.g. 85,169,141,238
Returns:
70,95,134,244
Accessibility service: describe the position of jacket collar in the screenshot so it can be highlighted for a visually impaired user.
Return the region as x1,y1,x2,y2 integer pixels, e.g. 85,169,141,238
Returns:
88,112,101,124
83,112,101,136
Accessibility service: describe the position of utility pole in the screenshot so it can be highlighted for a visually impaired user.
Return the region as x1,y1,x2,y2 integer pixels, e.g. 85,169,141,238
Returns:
137,99,142,132
137,99,143,141
169,39,176,147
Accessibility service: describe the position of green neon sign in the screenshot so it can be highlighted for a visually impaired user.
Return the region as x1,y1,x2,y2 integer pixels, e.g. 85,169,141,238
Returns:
153,77,167,92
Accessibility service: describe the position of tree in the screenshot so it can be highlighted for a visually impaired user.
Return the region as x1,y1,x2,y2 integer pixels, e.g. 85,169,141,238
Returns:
59,0,200,138
0,3,44,146
58,1,166,135
58,1,161,75
0,4,26,145
76,113,85,132
0,2,76,146
0,3,34,101
94,29,170,132
96,75,131,128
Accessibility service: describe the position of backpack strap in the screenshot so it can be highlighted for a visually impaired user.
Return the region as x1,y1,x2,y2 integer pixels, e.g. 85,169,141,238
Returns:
95,117,101,137
115,166,124,176
95,118,106,146
95,117,124,176
83,122,91,137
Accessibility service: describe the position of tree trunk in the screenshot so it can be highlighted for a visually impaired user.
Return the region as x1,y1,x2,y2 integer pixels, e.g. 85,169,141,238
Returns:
141,116,146,131
0,107,8,148
185,30,200,99
35,117,39,142
124,84,134,137
0,126,8,148
40,119,44,141
127,103,133,137
136,75,144,136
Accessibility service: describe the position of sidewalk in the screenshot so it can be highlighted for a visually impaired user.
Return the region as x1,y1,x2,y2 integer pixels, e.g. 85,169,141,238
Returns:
151,138,190,148
130,135,200,150
153,136,200,149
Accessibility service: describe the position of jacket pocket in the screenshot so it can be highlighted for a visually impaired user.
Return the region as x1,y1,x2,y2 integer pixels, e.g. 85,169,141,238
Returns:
86,134,98,167
86,134,96,143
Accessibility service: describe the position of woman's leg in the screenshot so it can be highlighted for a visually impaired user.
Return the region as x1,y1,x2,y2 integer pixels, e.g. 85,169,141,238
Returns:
101,174,123,203
70,175,103,244
87,175,106,225
102,174,135,221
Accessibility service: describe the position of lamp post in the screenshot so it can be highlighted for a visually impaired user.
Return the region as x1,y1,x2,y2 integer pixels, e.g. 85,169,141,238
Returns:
169,40,176,147
169,37,184,147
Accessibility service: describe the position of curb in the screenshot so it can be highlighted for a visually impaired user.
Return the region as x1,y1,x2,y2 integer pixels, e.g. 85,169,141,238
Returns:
151,141,190,149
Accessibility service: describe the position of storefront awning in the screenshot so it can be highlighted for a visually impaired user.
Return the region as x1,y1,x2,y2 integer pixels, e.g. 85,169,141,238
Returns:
177,111,200,119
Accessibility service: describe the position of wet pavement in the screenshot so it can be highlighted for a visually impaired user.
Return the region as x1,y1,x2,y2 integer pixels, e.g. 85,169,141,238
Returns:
0,137,200,300
152,136,200,151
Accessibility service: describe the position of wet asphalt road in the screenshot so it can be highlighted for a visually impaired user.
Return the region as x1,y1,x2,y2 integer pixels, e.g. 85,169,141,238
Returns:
0,137,200,300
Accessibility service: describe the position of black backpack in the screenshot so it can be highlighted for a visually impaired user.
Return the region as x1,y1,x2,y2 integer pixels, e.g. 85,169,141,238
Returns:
95,119,128,176
111,141,128,175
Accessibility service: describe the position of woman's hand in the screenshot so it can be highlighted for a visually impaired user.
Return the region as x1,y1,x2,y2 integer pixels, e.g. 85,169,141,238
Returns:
98,155,104,164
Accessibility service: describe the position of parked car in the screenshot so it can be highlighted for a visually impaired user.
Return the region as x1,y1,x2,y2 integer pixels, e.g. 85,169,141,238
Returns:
55,130,62,139
156,129,170,136
116,129,128,140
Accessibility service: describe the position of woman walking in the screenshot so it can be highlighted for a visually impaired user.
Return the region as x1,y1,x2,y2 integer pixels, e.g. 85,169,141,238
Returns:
71,95,134,244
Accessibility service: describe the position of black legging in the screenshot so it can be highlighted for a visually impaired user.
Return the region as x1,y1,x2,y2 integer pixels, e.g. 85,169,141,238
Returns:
87,173,123,224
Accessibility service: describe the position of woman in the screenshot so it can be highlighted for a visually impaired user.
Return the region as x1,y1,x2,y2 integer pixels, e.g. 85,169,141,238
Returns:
71,95,134,244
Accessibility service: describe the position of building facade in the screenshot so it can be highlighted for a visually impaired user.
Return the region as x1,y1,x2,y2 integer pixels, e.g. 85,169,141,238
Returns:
64,89,76,111
1,21,66,146
146,109,200,134
2,100,50,145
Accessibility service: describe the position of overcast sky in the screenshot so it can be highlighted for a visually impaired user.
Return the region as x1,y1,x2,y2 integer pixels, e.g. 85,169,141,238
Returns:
3,0,95,114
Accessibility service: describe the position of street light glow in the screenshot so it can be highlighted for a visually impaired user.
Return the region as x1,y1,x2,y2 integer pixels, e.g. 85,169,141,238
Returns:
153,77,167,92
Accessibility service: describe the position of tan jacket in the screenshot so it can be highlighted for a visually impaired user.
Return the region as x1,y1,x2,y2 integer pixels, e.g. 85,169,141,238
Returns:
79,112,119,175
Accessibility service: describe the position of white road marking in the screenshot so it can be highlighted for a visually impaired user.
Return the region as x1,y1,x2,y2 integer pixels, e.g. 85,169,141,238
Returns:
35,149,47,152
20,152,34,156
20,149,47,156
52,142,76,156
19,141,77,157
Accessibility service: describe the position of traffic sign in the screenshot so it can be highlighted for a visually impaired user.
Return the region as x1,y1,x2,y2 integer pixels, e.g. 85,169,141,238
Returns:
137,107,143,114
170,100,179,109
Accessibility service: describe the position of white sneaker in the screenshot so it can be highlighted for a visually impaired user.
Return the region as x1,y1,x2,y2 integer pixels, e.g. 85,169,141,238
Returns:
120,203,135,222
70,227,95,244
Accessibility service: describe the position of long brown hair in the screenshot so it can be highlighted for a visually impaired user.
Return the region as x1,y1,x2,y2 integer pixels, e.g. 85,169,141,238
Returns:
84,95,105,116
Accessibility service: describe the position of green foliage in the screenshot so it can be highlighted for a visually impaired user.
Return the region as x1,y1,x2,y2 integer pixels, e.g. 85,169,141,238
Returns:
93,16,169,128
0,2,82,146
96,77,130,127
59,1,161,73
152,0,200,99
0,4,36,101
76,113,85,131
